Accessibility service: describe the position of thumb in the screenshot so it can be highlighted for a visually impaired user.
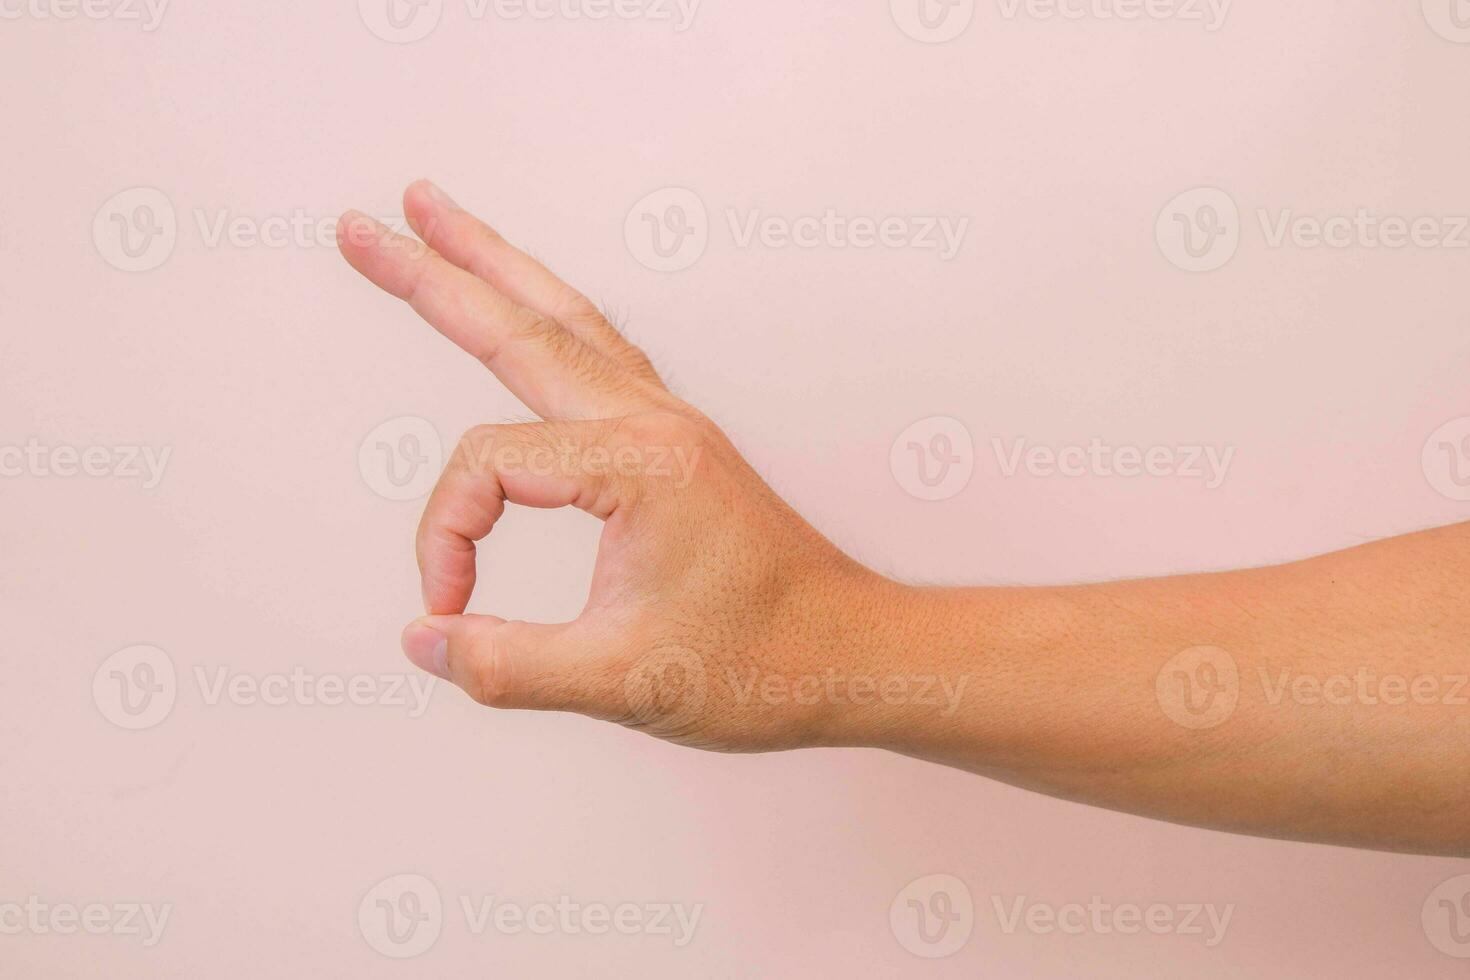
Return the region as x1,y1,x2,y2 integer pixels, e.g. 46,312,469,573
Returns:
400,615,609,713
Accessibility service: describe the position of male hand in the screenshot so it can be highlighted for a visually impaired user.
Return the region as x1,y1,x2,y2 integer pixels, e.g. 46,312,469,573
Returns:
338,181,900,752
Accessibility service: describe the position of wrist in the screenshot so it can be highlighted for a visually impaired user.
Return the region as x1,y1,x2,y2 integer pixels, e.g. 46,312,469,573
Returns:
801,573,983,752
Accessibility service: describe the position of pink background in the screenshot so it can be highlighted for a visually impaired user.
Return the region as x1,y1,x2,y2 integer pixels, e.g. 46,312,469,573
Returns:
3,0,1469,975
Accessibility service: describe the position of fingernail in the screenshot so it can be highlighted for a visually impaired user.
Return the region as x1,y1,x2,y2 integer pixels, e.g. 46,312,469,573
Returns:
421,180,459,210
402,623,449,680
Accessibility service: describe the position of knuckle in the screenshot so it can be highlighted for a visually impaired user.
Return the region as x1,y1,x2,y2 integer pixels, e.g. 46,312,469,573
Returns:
598,412,713,502
464,423,502,447
556,291,602,325
618,412,664,445
465,633,515,709
626,410,711,450
456,423,501,457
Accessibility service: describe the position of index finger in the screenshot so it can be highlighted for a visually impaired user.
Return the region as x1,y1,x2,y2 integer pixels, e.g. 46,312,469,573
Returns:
336,211,646,420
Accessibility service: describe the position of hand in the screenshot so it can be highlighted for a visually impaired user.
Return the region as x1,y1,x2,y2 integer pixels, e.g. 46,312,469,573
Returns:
338,181,902,752
338,182,1470,855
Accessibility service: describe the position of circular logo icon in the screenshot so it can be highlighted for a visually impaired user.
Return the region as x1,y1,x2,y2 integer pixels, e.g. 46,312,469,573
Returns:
93,645,178,730
625,188,708,273
1423,417,1470,502
623,646,708,735
358,874,443,958
1156,187,1240,273
1156,646,1239,730
93,187,177,273
359,416,444,502
359,0,443,43
890,416,975,502
890,0,976,43
889,874,974,958
1423,0,1470,43
1424,874,1470,957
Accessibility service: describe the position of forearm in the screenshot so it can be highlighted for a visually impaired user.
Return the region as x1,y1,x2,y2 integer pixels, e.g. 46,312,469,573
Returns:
344,184,1468,857
836,523,1470,855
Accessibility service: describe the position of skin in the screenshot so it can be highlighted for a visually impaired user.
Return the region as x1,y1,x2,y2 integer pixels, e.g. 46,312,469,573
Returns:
338,180,1470,857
